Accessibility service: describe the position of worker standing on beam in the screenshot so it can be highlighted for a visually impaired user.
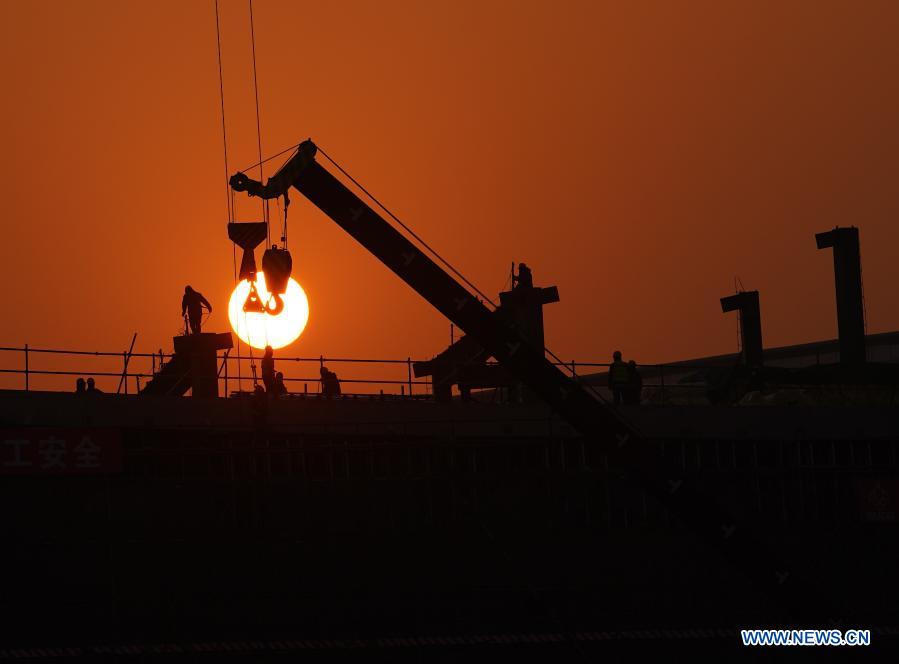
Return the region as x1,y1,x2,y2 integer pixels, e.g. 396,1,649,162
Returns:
182,286,212,335
512,262,533,289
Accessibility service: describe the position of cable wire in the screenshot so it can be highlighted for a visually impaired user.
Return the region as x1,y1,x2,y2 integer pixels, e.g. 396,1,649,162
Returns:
214,0,242,392
316,145,498,308
214,0,232,224
239,142,300,174
248,0,267,245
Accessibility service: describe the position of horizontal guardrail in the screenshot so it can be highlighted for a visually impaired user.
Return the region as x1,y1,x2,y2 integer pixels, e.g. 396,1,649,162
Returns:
1,343,886,402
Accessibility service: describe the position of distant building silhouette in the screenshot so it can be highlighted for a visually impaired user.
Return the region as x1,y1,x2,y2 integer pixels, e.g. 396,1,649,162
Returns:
816,227,866,364
720,290,763,368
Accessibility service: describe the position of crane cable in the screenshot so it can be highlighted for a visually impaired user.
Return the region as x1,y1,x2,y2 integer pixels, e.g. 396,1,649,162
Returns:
248,0,268,248
214,0,232,224
239,141,300,174
215,0,243,392
316,146,499,309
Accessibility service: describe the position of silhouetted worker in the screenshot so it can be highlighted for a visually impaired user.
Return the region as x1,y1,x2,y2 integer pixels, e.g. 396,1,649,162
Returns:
181,285,212,335
261,346,276,392
608,350,629,405
624,360,643,405
512,262,533,289
75,377,86,394
320,366,341,397
271,372,288,397
86,377,103,394
251,383,268,429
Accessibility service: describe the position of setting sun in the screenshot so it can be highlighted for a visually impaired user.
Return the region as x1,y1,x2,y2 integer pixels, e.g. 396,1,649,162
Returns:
228,272,309,349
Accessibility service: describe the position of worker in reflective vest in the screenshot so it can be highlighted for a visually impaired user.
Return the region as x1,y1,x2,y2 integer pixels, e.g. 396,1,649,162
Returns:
608,350,629,405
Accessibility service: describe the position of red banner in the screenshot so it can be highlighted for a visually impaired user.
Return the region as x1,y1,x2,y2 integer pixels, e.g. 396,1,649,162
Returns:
0,428,122,475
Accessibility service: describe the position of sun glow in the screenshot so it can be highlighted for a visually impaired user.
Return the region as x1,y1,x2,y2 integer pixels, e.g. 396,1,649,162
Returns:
228,272,309,349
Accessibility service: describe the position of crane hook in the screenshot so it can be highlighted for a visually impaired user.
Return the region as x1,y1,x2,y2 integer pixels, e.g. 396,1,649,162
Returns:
242,279,266,313
265,294,285,316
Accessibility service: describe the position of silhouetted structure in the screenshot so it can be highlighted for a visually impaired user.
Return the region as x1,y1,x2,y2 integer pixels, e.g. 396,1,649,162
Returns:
228,223,294,314
5,385,899,651
261,346,275,392
608,350,628,404
261,246,292,314
413,263,559,402
141,332,233,398
816,226,866,364
415,334,504,402
181,286,212,335
228,221,265,315
320,366,341,397
720,290,763,367
228,222,267,281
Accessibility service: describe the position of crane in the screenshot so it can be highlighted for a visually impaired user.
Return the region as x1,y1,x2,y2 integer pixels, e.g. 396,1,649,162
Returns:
229,139,825,621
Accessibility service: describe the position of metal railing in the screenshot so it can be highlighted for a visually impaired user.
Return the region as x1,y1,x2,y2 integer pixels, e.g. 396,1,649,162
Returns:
0,344,692,396
218,353,431,397
0,345,436,397
1,344,895,404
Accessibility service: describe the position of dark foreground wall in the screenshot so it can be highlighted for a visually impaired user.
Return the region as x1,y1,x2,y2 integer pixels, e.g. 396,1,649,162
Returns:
2,419,898,658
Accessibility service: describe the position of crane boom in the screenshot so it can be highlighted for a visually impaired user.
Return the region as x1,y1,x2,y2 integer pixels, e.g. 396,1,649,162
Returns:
230,140,823,620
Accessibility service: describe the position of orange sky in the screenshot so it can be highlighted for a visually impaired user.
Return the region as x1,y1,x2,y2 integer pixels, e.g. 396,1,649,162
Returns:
2,1,899,390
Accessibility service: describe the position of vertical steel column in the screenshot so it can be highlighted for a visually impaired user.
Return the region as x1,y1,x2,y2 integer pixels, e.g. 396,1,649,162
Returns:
407,357,413,397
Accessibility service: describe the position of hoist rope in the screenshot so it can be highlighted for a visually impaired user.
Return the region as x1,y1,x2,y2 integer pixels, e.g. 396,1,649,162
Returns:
316,145,498,309
214,0,232,224
275,201,286,245
214,0,242,392
239,142,300,174
248,0,267,247
243,310,259,386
